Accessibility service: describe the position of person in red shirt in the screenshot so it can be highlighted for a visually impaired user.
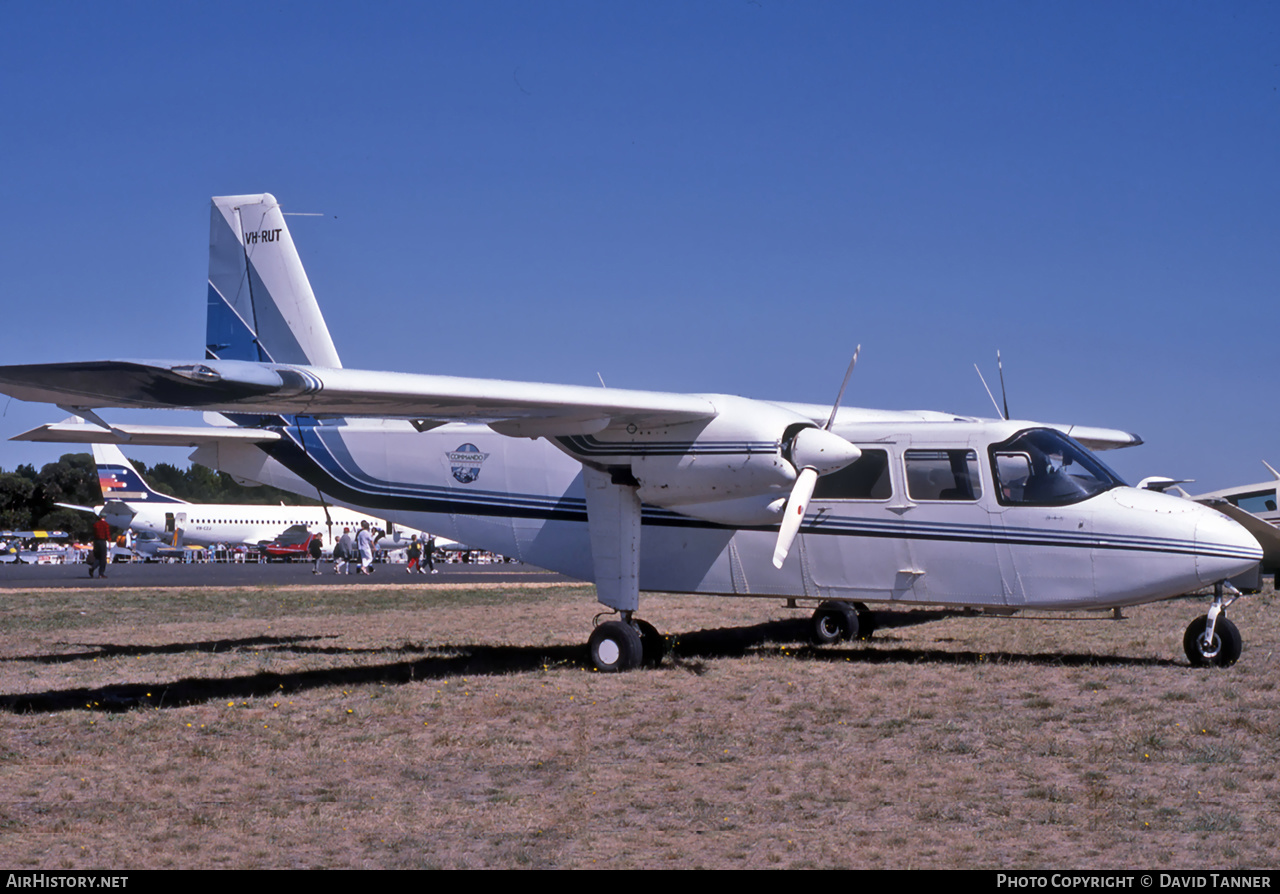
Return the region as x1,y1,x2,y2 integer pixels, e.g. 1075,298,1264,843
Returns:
90,515,111,579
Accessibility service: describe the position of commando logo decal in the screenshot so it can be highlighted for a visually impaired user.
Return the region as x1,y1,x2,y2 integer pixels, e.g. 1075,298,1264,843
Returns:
448,443,490,484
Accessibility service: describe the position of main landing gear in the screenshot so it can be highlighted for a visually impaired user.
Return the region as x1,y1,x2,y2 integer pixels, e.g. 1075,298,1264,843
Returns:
810,600,876,645
1184,582,1244,668
588,614,667,672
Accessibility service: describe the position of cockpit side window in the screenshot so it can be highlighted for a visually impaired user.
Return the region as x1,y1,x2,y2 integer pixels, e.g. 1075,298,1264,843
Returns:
1228,490,1278,514
904,449,982,501
813,449,892,500
990,429,1125,507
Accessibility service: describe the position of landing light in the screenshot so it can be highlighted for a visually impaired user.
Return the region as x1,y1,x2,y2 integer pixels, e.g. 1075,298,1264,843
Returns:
169,364,222,382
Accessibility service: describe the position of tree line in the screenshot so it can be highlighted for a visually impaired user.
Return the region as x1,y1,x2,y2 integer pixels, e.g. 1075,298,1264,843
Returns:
0,453,319,538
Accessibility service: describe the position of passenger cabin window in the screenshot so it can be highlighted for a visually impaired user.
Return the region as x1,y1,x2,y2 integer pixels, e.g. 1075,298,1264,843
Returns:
812,449,891,500
904,449,981,501
990,428,1125,507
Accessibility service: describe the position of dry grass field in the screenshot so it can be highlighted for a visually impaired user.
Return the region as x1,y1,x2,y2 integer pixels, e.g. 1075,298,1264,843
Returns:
0,580,1277,869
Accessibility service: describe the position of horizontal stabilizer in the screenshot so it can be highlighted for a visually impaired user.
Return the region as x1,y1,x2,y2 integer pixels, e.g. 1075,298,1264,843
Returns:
13,420,281,447
55,502,102,515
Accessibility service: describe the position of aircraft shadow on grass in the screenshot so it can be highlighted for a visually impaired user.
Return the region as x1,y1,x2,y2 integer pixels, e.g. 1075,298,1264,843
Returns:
3,634,329,665
0,612,1178,714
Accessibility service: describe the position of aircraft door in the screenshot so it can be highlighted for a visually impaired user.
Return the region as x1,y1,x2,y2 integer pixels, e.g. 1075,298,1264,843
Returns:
989,504,1094,608
897,443,1005,608
984,505,1025,608
988,442,1096,608
802,444,925,603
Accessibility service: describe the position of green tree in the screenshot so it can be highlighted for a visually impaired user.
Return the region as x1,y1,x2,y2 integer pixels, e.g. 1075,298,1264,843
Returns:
126,458,319,506
37,507,93,538
0,472,36,530
36,454,98,507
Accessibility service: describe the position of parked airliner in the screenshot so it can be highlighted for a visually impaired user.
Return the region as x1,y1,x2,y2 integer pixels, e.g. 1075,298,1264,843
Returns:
67,440,396,550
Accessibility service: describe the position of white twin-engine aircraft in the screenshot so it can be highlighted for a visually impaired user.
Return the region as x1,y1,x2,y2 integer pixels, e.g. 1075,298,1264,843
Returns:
0,194,1262,670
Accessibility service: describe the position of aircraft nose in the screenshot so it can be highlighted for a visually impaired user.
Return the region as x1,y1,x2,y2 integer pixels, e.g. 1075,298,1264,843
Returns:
1195,506,1263,586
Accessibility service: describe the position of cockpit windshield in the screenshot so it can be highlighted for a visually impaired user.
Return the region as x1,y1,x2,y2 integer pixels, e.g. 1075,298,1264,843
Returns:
990,429,1127,507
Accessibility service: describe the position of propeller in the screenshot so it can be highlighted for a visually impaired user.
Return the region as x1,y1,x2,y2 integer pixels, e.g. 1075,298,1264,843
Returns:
772,348,863,569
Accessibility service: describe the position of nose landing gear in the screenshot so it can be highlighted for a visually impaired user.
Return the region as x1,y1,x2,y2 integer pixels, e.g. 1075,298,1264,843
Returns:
1184,582,1243,668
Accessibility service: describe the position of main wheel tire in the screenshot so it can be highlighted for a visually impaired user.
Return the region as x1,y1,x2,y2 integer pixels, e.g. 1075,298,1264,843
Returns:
589,620,643,672
811,601,859,645
1184,615,1243,668
632,618,667,668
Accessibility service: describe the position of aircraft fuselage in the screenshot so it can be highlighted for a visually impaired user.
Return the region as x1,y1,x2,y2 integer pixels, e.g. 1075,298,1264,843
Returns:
193,414,1259,612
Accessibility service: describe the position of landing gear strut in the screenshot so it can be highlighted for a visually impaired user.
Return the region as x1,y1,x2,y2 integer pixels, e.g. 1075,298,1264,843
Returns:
580,467,670,671
1184,582,1244,668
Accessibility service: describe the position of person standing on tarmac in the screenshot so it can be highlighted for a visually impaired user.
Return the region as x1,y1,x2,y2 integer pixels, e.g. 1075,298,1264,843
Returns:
406,535,421,574
357,520,375,575
334,527,354,574
308,531,323,574
89,513,111,579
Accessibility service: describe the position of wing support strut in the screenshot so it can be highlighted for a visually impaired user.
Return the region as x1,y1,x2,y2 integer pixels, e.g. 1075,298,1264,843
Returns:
582,465,641,613
56,406,131,442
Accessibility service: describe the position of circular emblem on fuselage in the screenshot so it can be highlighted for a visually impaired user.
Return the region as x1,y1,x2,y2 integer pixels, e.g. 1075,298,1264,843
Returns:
448,443,490,484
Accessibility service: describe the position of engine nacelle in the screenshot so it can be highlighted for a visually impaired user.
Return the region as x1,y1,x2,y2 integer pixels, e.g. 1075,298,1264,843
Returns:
554,394,815,507
669,494,787,527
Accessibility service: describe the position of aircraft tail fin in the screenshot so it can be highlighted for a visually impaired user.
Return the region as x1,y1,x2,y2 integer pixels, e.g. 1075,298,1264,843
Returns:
206,194,342,368
91,443,188,505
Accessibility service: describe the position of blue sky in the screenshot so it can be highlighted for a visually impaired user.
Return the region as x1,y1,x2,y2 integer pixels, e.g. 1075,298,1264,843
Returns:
0,1,1276,491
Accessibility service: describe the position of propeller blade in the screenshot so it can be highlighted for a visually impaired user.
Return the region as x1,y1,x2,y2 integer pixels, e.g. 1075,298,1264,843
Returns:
773,466,818,569
823,345,861,431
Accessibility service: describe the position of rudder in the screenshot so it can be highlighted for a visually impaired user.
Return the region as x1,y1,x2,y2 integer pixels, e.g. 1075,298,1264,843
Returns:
206,193,342,368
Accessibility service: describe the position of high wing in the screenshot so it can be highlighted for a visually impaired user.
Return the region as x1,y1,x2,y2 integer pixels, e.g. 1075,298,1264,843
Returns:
0,358,1141,449
0,359,717,437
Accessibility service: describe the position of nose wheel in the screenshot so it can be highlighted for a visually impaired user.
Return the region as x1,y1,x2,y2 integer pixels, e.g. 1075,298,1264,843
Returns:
1184,615,1242,667
1184,582,1243,668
